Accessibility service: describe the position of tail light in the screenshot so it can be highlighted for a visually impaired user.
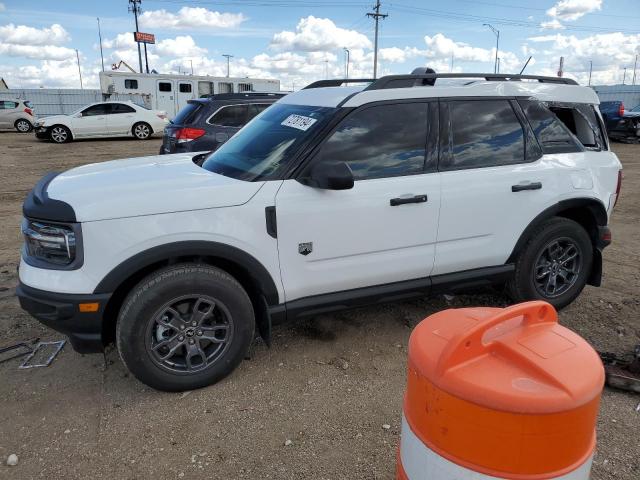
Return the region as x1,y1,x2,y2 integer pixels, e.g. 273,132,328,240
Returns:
24,107,33,116
614,170,622,207
175,127,206,143
618,102,625,117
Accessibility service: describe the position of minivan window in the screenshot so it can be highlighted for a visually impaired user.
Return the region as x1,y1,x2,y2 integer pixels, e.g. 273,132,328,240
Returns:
314,102,429,180
519,100,582,154
209,105,248,127
202,104,335,181
443,100,525,170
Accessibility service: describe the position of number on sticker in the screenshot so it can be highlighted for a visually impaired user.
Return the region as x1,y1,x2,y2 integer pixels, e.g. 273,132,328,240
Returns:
281,114,318,131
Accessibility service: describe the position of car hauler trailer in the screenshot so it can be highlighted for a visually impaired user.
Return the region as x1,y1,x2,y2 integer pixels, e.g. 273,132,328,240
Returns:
99,71,281,118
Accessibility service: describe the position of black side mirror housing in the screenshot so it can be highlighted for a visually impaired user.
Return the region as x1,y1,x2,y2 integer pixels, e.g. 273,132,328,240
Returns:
299,161,354,190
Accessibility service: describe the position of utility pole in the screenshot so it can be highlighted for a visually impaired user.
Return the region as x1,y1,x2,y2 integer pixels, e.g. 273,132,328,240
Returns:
324,59,329,79
222,54,233,77
367,0,388,79
450,52,454,72
588,60,593,86
97,17,105,72
483,24,499,74
75,49,83,89
622,67,627,85
344,48,350,79
633,54,638,85
190,59,194,75
128,0,143,73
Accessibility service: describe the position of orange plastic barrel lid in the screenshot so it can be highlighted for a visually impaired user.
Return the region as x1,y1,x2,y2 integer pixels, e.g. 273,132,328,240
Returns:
404,301,605,478
409,301,604,414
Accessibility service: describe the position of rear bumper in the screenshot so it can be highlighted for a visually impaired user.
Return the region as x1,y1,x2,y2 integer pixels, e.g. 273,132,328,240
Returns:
16,282,111,353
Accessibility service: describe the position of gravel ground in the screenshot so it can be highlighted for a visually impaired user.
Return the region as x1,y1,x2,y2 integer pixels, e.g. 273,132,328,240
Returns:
0,132,638,479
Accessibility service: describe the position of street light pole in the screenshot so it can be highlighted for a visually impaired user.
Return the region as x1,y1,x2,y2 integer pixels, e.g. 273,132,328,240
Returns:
343,48,350,78
483,23,500,74
97,17,105,72
222,54,233,77
588,60,593,86
75,49,83,89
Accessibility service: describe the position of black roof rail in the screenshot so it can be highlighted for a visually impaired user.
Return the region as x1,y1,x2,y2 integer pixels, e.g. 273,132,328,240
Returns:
303,78,374,89
199,92,287,100
364,73,578,91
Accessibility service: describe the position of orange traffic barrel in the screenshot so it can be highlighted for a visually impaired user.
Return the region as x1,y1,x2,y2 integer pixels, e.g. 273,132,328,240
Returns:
397,301,604,480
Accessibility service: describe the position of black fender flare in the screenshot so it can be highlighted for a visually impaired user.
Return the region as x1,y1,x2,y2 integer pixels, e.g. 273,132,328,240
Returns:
506,198,608,286
93,241,280,305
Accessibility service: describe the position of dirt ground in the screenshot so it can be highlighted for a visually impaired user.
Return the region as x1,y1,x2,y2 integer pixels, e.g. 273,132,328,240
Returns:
0,131,638,480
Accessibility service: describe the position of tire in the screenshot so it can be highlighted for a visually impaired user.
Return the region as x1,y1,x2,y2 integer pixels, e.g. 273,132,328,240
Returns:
116,264,255,391
15,119,32,133
132,122,152,140
507,217,593,310
50,125,71,143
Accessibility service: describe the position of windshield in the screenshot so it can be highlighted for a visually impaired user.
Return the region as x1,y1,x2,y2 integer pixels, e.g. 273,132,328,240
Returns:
201,103,336,181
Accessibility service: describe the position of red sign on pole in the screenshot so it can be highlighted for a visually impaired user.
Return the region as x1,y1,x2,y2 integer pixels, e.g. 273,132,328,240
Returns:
133,32,155,44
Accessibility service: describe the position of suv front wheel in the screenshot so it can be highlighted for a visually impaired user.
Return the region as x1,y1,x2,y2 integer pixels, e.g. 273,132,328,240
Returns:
116,264,255,391
508,217,593,310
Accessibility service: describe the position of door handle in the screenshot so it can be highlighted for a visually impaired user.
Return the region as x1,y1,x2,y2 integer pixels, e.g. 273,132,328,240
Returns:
390,194,428,206
512,182,542,192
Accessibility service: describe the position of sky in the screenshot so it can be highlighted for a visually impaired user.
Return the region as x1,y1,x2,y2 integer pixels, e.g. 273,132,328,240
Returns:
0,0,639,90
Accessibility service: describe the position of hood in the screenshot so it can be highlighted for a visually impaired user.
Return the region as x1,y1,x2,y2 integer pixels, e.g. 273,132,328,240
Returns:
40,114,71,125
46,153,264,222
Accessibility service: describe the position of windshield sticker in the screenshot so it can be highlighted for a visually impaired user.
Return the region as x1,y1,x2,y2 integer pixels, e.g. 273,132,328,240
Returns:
281,114,317,131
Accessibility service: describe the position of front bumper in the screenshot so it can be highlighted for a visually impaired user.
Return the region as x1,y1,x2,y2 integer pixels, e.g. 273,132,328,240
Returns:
34,126,49,139
17,282,111,353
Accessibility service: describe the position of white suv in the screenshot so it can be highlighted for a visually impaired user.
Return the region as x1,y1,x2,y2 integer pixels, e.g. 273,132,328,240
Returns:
33,101,168,143
18,72,622,391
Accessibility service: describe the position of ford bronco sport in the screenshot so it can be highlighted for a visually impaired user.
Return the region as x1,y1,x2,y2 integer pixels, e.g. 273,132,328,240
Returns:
18,71,622,391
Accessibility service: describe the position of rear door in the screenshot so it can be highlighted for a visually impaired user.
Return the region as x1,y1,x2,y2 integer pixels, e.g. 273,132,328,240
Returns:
156,80,175,117
275,101,441,302
433,98,557,276
106,103,137,135
72,103,109,137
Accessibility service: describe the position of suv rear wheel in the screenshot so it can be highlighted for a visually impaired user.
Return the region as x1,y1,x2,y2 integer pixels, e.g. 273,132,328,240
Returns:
508,217,593,310
116,264,255,391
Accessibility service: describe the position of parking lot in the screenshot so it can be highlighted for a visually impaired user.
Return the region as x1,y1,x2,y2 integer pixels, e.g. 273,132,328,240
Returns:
0,131,638,479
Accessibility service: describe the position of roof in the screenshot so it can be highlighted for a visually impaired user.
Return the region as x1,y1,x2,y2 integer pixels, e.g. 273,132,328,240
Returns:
278,80,599,109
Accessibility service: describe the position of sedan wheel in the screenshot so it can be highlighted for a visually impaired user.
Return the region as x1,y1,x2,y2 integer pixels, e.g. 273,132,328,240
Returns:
50,126,70,143
133,122,151,140
15,119,32,133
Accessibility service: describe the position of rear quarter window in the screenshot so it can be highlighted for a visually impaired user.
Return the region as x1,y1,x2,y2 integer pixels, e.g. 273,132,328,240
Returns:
518,100,583,154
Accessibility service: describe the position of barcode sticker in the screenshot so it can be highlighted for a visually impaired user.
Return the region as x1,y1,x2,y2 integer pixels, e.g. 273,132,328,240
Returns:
281,114,317,131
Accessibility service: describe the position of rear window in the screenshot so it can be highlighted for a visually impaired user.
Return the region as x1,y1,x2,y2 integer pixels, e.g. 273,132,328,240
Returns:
24,101,33,109
173,102,202,125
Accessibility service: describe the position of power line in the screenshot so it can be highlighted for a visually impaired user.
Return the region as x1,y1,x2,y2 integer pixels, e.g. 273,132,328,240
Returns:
367,0,388,79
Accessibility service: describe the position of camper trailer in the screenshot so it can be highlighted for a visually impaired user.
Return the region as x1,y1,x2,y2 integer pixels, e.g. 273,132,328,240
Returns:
99,72,281,118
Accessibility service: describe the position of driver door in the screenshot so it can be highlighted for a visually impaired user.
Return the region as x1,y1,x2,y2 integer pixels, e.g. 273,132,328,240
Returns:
275,101,441,303
72,103,109,137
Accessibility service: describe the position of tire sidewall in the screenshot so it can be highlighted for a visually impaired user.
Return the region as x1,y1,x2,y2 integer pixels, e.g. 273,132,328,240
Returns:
50,125,71,143
15,119,32,133
117,265,255,391
514,219,593,309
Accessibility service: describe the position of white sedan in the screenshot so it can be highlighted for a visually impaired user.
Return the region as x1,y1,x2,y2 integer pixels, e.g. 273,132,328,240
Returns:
34,101,169,143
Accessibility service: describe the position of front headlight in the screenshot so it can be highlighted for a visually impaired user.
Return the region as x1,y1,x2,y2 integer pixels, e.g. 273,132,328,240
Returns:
34,120,44,127
22,219,82,268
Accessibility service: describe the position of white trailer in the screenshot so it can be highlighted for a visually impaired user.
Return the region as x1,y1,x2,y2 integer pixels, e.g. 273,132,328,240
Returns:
99,72,281,118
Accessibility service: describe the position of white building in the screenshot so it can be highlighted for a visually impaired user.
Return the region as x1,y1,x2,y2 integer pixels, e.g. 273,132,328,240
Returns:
99,72,281,117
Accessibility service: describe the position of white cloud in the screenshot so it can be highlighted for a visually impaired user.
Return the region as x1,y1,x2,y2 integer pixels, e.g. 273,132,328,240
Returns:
156,36,207,57
103,33,136,50
547,0,602,21
540,19,565,30
0,43,75,60
270,16,372,52
139,7,245,30
0,23,70,46
0,59,94,89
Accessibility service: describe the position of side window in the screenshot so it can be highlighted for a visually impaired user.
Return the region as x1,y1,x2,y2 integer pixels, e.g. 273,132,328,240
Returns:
313,102,429,181
1,101,18,109
179,83,192,93
124,79,138,89
248,103,271,120
209,105,248,127
81,104,109,116
518,100,583,154
443,100,525,170
110,103,136,114
158,82,172,92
